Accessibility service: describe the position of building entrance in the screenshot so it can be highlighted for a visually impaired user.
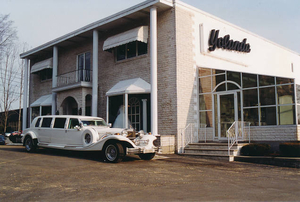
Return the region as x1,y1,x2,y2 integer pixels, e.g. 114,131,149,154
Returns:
216,92,238,140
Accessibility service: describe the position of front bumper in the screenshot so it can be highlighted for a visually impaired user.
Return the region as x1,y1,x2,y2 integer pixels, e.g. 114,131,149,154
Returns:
126,146,161,155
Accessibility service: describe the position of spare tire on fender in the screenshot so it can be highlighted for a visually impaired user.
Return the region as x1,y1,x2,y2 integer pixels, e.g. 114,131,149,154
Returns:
82,129,98,147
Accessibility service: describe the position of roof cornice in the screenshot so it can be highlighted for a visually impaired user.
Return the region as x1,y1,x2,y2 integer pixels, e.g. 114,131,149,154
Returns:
20,0,173,59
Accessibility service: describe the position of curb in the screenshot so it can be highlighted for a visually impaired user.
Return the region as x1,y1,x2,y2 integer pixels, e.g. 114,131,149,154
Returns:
234,156,300,168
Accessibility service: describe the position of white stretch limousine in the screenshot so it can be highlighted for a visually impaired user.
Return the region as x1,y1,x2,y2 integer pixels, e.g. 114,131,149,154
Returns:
22,115,159,162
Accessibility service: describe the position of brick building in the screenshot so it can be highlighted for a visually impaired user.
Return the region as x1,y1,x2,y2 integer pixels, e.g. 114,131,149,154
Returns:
21,0,300,154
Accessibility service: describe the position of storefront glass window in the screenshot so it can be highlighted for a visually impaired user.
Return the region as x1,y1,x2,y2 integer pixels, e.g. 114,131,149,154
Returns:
243,108,259,126
199,76,211,93
278,105,295,125
260,107,276,125
277,85,294,104
199,67,297,131
199,111,212,127
297,85,300,104
242,73,257,88
297,107,300,125
260,87,275,105
243,89,258,107
215,74,225,91
199,94,212,110
137,41,147,56
259,75,275,86
227,71,240,90
276,77,294,85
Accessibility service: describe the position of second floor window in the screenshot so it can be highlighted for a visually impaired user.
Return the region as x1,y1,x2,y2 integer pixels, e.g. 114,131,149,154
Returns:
77,52,91,82
116,41,147,61
39,69,52,81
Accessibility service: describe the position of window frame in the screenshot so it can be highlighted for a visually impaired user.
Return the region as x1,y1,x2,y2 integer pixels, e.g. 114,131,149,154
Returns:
115,41,148,61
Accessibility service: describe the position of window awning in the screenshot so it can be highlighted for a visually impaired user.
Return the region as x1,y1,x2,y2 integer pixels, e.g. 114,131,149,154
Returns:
30,94,52,107
106,78,151,96
103,26,148,51
31,58,53,73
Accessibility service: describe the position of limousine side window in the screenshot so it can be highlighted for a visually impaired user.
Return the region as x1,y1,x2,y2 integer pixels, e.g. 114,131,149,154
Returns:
41,118,52,128
68,118,80,129
35,118,41,127
54,118,67,129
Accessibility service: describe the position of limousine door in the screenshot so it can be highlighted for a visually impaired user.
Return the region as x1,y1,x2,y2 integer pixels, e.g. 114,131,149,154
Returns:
65,118,83,146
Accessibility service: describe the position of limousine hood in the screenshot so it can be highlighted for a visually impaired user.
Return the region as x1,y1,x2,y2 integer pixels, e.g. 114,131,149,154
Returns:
86,127,125,136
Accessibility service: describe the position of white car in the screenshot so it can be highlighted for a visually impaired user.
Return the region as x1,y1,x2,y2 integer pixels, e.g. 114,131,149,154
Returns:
22,115,159,163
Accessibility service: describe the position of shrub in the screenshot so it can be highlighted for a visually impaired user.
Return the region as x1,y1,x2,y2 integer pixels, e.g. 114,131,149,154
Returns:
279,142,300,157
240,143,271,156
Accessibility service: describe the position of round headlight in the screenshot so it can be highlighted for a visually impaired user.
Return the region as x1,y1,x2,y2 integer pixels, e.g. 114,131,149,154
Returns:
121,130,128,136
138,130,145,138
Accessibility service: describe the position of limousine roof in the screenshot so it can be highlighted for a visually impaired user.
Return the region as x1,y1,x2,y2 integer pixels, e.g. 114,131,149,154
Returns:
35,115,104,120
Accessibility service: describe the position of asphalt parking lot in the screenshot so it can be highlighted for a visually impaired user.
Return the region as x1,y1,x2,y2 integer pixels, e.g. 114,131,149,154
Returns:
0,145,299,201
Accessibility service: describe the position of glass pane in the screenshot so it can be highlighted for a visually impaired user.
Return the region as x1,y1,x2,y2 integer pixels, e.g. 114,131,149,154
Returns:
297,106,300,125
35,118,41,127
278,105,295,125
242,73,257,88
227,71,241,86
199,111,212,127
138,41,147,56
85,52,91,82
199,76,211,93
78,54,84,81
214,69,225,75
244,108,259,126
259,75,275,86
214,94,218,138
127,41,136,58
215,83,225,92
216,74,225,86
260,87,275,105
116,45,126,61
54,118,66,129
41,118,52,127
219,94,235,138
243,89,258,107
260,107,276,126
277,84,294,104
42,106,51,115
297,85,300,104
31,107,40,121
276,77,294,85
199,94,212,110
199,67,211,77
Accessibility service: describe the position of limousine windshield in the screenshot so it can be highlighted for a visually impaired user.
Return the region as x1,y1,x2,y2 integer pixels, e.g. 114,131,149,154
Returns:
80,119,107,127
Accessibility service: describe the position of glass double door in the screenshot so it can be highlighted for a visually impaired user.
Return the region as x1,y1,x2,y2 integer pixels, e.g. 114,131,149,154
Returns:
216,92,238,139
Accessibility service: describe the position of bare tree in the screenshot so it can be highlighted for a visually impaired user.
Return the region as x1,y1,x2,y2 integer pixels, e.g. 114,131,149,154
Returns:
0,45,19,133
0,14,18,133
0,14,17,61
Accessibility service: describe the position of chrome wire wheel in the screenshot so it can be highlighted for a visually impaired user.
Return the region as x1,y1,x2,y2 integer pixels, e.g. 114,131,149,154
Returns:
105,144,117,162
25,137,33,152
84,134,91,144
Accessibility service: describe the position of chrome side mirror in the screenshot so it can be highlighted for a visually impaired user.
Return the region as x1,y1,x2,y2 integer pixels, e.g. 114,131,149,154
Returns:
74,125,81,131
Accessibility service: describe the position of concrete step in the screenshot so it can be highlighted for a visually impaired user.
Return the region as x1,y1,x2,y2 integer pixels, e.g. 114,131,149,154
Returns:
182,142,249,161
184,148,237,156
180,153,234,162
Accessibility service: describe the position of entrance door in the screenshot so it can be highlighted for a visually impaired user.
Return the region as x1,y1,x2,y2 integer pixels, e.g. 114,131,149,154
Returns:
217,92,238,139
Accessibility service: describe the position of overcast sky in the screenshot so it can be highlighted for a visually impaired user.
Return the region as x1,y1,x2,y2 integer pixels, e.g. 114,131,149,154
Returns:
1,0,300,54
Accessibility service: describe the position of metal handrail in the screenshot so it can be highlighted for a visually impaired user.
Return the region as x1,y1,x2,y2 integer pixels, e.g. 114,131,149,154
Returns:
178,123,206,154
227,121,251,156
57,69,92,87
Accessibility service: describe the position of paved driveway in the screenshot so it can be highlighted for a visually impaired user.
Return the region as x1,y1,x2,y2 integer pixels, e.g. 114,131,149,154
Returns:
0,145,299,201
